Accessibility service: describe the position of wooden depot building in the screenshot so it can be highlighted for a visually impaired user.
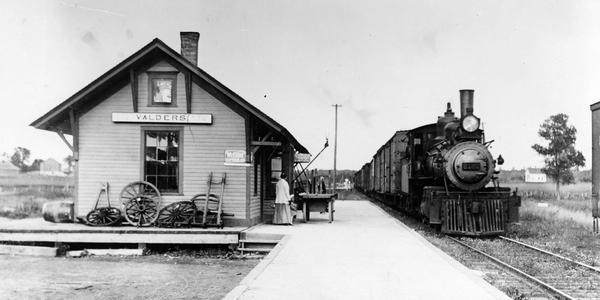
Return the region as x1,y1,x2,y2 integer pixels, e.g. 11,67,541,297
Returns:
31,32,309,227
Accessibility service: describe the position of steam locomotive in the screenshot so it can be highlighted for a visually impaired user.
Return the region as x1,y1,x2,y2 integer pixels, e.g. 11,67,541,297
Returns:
354,90,520,236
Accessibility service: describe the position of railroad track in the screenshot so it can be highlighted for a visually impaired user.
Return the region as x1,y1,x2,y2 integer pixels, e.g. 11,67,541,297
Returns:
449,236,600,300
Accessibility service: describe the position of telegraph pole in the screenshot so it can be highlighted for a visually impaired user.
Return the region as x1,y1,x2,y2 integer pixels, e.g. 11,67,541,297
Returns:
332,104,341,195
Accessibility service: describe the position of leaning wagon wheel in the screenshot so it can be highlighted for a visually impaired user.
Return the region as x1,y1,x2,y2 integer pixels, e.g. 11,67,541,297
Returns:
85,207,122,226
156,201,196,227
120,181,161,227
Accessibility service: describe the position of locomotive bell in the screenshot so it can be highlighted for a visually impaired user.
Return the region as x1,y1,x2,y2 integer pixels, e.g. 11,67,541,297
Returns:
497,155,504,165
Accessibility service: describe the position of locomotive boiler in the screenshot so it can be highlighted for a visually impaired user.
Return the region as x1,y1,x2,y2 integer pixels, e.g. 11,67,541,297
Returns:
355,90,520,236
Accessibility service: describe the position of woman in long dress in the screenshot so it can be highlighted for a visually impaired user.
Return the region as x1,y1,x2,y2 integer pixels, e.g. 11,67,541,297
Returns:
273,172,293,225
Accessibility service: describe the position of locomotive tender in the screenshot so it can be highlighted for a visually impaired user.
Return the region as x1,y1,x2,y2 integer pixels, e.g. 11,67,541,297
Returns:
355,90,520,236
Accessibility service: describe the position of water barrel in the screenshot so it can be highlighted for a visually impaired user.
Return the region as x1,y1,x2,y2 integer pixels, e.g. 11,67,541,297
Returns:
42,201,74,223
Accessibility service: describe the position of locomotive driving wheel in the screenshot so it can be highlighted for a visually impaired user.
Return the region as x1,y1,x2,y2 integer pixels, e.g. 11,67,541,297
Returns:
120,181,161,227
156,201,196,227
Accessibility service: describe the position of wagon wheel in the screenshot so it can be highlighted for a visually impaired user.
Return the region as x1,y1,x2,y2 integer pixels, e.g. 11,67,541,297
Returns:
120,181,161,227
156,201,196,227
85,207,122,226
123,199,158,227
328,201,334,223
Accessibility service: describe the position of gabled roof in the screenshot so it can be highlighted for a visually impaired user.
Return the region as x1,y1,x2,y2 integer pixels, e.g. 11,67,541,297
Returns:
410,123,437,133
526,168,544,173
30,38,308,154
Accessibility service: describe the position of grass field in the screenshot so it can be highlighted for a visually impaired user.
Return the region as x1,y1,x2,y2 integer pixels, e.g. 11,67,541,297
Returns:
502,182,600,266
505,182,594,229
507,182,593,213
0,190,73,219
0,174,74,219
506,182,590,194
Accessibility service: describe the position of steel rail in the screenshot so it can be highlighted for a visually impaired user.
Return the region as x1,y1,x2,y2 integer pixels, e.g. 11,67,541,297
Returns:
448,237,574,300
499,236,600,274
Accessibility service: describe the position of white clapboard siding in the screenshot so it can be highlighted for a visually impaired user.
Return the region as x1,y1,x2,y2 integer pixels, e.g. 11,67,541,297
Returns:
148,61,177,72
77,61,248,224
78,85,141,216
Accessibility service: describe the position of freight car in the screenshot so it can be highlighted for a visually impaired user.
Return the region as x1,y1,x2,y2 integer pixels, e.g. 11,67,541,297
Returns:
355,90,520,236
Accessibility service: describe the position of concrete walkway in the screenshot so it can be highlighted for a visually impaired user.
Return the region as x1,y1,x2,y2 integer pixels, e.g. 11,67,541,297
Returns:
226,200,509,300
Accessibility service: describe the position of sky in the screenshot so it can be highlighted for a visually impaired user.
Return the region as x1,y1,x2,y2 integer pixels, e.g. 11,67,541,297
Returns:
2,0,600,170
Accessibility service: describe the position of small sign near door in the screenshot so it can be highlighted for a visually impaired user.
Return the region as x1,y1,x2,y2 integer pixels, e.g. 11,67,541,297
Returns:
225,150,250,167
294,153,311,163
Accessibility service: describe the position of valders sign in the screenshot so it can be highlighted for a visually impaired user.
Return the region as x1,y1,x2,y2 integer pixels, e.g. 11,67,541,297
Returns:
112,112,213,124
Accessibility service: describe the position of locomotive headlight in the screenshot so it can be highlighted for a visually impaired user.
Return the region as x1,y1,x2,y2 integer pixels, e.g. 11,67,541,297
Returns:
462,115,480,132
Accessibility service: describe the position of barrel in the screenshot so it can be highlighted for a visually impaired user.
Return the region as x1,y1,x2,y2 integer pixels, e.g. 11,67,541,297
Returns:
42,201,74,223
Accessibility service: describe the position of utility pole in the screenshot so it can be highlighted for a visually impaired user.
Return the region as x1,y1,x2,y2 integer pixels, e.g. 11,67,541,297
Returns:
332,104,341,195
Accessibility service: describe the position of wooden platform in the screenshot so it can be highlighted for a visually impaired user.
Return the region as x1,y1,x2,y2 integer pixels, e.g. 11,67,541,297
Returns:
0,218,246,245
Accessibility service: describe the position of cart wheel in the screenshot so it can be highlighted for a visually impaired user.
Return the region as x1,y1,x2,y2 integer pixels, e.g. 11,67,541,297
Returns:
85,207,121,226
328,201,334,223
156,201,196,227
120,181,161,227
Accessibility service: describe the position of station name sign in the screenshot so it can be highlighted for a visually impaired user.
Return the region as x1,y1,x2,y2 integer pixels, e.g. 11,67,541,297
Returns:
112,113,213,124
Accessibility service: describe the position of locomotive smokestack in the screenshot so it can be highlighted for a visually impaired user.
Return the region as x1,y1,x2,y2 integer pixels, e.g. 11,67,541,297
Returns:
459,89,474,118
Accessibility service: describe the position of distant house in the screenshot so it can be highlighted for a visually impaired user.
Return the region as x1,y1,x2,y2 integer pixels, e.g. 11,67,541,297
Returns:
0,161,19,177
525,168,547,183
40,158,63,175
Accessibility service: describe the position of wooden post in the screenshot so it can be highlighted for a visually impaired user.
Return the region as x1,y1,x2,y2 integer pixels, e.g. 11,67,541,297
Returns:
281,143,294,194
332,104,341,195
591,102,600,233
69,108,79,161
185,71,192,113
130,68,138,112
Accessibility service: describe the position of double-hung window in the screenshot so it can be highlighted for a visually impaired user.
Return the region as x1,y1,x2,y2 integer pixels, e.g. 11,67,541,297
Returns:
144,129,181,193
148,72,177,106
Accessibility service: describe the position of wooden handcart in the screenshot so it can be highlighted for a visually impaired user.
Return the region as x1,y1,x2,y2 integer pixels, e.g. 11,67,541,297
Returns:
294,193,337,223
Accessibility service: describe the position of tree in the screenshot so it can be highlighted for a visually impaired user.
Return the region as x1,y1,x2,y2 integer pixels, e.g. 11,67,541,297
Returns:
64,155,75,174
10,147,31,172
27,159,44,172
532,114,585,199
